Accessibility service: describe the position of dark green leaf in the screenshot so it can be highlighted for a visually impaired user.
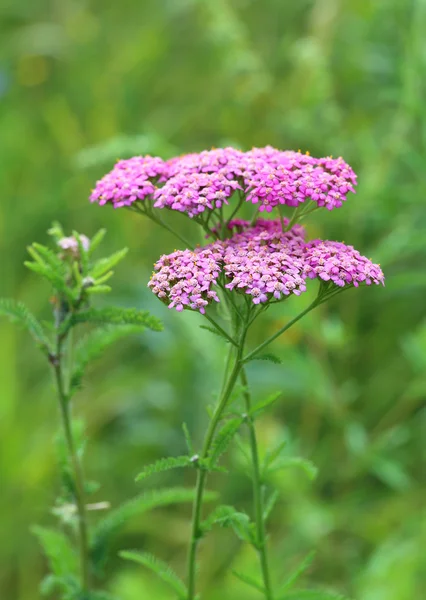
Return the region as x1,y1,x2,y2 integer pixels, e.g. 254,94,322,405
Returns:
120,551,187,599
248,352,282,364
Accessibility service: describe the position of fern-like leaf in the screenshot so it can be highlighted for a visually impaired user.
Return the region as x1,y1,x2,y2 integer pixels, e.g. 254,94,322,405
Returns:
135,456,191,482
247,352,282,364
90,249,128,279
120,551,187,599
199,325,230,341
0,299,50,352
201,505,254,543
208,417,243,468
25,261,74,301
71,306,163,331
278,551,316,594
250,391,282,418
87,229,106,257
32,526,77,577
91,488,217,568
232,570,266,593
70,325,144,392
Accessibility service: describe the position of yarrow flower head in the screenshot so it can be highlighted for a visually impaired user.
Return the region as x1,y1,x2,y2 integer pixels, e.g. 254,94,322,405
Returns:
90,156,168,208
147,219,383,313
90,146,357,218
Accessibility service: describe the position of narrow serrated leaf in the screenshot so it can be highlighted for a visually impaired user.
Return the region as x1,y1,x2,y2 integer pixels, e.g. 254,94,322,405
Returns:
71,306,162,331
71,325,144,392
267,457,318,480
199,325,229,341
263,440,288,470
250,391,282,417
135,456,191,482
87,229,107,257
120,551,187,599
32,526,77,577
248,352,282,364
90,248,128,279
182,422,194,454
263,489,280,522
278,551,316,593
0,299,51,352
232,570,266,593
208,417,243,467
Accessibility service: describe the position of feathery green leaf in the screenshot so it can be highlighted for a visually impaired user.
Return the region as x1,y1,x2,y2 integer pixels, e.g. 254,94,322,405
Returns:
135,456,191,482
87,229,107,257
71,325,144,392
208,417,243,468
232,570,266,593
250,391,282,418
71,306,163,331
278,551,316,594
32,526,77,577
201,505,254,543
247,352,282,364
90,248,128,279
0,299,50,352
199,325,230,341
182,422,194,454
120,551,187,599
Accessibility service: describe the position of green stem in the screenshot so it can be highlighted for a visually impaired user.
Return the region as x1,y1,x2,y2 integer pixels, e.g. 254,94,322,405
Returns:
240,368,274,599
187,341,245,599
203,312,238,347
53,336,90,593
242,299,319,363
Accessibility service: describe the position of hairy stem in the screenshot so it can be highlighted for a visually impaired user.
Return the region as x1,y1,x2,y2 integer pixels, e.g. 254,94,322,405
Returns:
187,341,245,599
53,335,90,593
240,367,274,599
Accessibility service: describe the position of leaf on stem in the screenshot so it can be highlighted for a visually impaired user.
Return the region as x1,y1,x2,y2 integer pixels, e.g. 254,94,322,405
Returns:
70,325,145,393
201,505,255,543
70,306,163,331
262,489,280,522
32,526,78,577
0,299,51,353
182,422,194,455
135,456,191,482
208,417,243,468
232,570,266,594
199,324,231,342
266,457,318,481
90,248,128,279
278,551,316,594
249,391,282,418
119,551,187,599
247,352,283,364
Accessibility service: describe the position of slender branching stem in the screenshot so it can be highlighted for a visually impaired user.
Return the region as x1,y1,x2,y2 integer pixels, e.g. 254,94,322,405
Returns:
203,312,238,347
187,337,246,599
242,299,319,363
52,334,90,593
240,367,274,599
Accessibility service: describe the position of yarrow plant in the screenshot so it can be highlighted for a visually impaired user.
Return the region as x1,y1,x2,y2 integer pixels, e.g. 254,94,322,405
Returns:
90,146,384,600
0,225,165,600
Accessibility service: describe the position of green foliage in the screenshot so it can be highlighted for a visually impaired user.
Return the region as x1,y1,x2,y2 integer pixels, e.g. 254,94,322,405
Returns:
91,488,217,568
199,324,230,342
249,391,282,418
232,570,266,594
278,552,316,594
70,325,145,393
266,457,318,481
247,353,283,365
32,526,78,578
202,505,255,543
135,456,191,482
70,306,163,331
278,591,349,600
208,417,243,468
0,299,51,352
90,249,128,280
262,489,280,523
120,551,188,599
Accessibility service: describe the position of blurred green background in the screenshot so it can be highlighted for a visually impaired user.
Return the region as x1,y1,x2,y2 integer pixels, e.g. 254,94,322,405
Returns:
1,1,425,599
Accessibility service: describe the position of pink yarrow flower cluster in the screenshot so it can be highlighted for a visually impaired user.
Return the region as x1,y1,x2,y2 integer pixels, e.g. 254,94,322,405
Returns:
90,147,357,216
90,156,168,208
148,220,384,313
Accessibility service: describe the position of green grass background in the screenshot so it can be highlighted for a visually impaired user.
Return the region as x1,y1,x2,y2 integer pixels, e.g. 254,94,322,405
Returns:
1,1,425,598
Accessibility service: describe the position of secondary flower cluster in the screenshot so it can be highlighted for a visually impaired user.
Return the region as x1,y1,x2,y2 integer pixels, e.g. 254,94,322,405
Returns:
90,147,357,216
148,220,384,313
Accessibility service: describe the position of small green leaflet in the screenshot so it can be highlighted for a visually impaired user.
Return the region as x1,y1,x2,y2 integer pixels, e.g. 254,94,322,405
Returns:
278,551,316,594
201,505,255,543
263,489,280,522
0,299,51,352
199,324,230,341
120,551,187,599
70,306,163,331
208,417,243,468
267,457,318,481
249,391,282,418
90,248,128,279
32,526,77,578
182,422,194,454
232,570,265,593
247,352,282,364
135,456,191,482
